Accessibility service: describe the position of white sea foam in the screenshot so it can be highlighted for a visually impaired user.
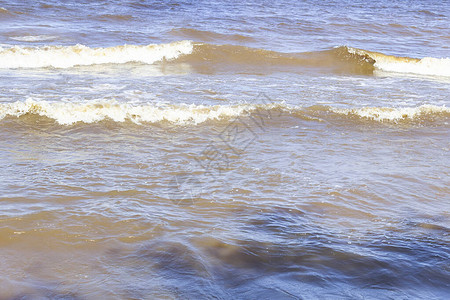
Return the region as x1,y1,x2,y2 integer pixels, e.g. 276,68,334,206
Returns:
9,35,58,42
332,105,450,122
374,57,450,77
0,40,193,68
0,99,283,125
1,99,447,125
347,47,450,77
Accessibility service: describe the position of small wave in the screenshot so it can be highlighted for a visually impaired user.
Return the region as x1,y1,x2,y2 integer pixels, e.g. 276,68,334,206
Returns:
418,10,445,17
181,44,449,77
173,43,449,77
0,7,12,17
0,41,193,68
174,43,376,75
0,99,284,125
0,6,23,17
0,41,375,73
97,14,134,21
170,28,255,42
331,105,450,122
346,47,450,77
9,35,58,42
1,99,448,126
1,40,446,77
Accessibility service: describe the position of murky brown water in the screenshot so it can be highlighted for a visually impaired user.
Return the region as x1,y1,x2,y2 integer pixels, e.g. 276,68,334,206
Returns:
0,0,449,299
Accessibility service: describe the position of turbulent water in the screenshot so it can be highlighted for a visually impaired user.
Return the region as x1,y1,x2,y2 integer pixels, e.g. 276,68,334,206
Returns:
0,0,449,299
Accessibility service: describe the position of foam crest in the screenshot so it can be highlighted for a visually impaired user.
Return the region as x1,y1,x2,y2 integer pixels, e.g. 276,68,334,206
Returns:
332,105,450,122
9,35,58,42
1,41,447,77
347,47,450,77
377,57,450,77
1,99,447,126
0,99,282,125
0,41,193,68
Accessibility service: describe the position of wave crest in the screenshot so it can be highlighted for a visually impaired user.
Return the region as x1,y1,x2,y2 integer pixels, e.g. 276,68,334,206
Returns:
1,99,448,126
9,35,58,42
0,40,448,77
331,105,450,122
0,41,193,68
175,44,376,74
346,47,450,77
0,99,283,125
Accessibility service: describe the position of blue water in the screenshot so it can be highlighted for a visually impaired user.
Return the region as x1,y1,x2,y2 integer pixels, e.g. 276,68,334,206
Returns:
1,0,449,57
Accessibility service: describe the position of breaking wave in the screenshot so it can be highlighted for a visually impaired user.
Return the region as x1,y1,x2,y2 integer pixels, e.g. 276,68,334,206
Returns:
0,99,283,125
0,41,193,68
0,99,448,126
9,35,58,42
346,47,450,77
0,40,448,77
330,105,450,122
176,43,377,74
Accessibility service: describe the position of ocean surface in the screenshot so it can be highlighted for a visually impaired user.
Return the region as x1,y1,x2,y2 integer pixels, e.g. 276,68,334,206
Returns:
0,0,449,299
